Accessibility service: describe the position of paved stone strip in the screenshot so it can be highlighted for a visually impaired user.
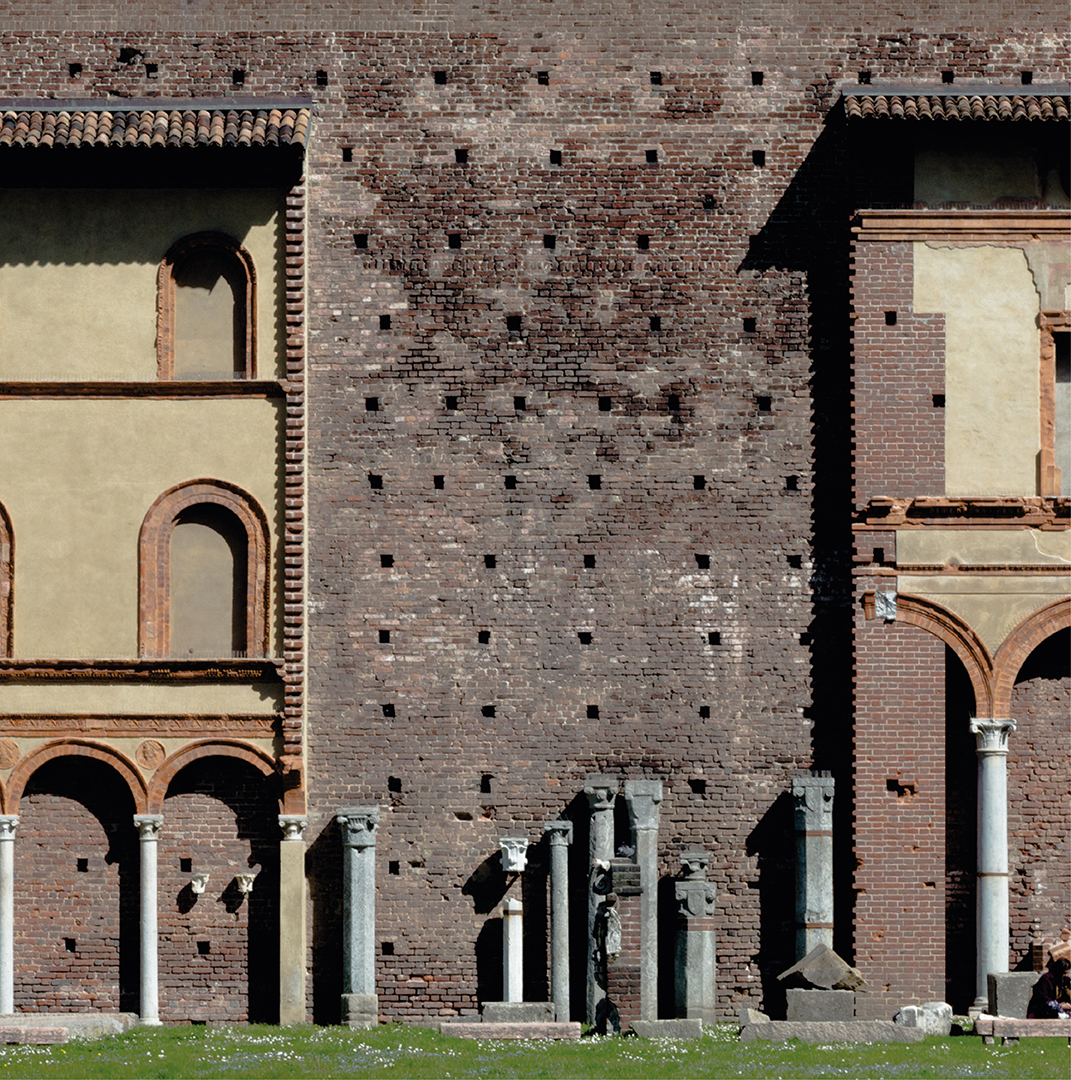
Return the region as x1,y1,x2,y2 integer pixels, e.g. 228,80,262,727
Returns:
740,1021,925,1044
441,1021,582,1040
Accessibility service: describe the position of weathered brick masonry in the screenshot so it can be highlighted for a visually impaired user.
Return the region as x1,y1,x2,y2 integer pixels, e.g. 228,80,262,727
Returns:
0,0,1066,1025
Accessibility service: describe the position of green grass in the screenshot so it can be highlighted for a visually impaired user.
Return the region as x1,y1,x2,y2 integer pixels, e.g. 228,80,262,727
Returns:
0,1023,1066,1080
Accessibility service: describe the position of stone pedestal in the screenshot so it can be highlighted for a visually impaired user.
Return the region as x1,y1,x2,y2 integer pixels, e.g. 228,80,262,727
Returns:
971,718,1015,1010
791,772,834,959
543,820,573,1021
584,775,617,1026
503,897,523,1002
785,988,855,1021
134,814,164,1025
278,815,307,1025
0,817,17,1015
623,779,662,1022
674,849,716,1024
337,807,379,1027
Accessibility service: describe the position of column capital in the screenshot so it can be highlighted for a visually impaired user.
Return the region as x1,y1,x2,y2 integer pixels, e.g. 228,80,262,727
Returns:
675,877,716,919
792,772,835,828
623,778,663,830
0,816,17,841
278,815,308,841
133,814,163,839
970,717,1016,755
499,837,529,873
680,848,709,880
544,820,574,846
584,774,617,811
337,807,379,848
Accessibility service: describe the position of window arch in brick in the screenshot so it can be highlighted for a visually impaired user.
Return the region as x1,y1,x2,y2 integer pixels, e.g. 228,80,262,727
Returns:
157,232,257,380
139,480,269,659
0,500,11,656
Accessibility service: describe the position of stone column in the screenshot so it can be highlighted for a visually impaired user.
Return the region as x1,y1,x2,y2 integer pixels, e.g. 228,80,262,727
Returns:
971,718,1015,1009
0,816,17,1014
623,779,662,1022
337,807,379,1028
791,772,835,959
674,849,716,1024
278,815,308,1025
584,774,617,1025
502,897,524,1002
134,814,164,1025
543,820,573,1021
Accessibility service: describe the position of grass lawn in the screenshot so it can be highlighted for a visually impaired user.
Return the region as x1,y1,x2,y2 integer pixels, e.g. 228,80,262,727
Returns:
0,1023,1066,1080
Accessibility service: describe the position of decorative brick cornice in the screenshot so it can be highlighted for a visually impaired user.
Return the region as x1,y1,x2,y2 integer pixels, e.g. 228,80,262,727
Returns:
0,381,285,399
852,210,1071,242
0,713,279,737
0,658,282,681
854,496,1070,530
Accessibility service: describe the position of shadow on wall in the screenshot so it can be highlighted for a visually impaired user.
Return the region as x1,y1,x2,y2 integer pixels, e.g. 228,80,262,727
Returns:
306,816,343,1025
745,789,796,1019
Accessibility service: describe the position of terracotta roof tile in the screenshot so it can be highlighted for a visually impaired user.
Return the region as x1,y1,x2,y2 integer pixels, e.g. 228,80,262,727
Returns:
0,106,310,149
844,93,1069,121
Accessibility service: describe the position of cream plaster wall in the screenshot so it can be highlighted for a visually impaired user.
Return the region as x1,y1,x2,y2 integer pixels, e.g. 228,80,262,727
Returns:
914,243,1040,496
0,681,281,714
0,189,285,380
0,398,283,658
897,528,1071,567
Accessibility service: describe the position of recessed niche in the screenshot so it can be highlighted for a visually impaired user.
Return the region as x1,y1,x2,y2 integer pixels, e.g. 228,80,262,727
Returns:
787,554,803,569
514,395,526,411
873,547,885,565
751,71,764,85
484,554,497,568
145,63,158,78
599,396,612,412
506,315,522,333
388,863,399,877
703,194,717,210
941,70,954,84
448,233,462,249
481,706,495,718
379,314,391,330
353,230,366,247
689,778,707,794
478,630,491,644
379,630,391,643
366,397,379,412
480,774,493,793
76,858,88,873
388,776,402,793
1021,70,1033,85
588,475,602,490
698,705,710,719
549,149,562,166
232,69,246,85
64,938,76,953
743,317,757,333
536,71,549,85
756,396,771,413
577,632,593,645
693,475,706,490
708,631,721,645
587,704,600,719
380,554,393,568
434,70,447,84
695,553,710,569
637,234,650,250
786,475,799,491
455,810,473,820
445,395,459,411
650,71,662,85
316,69,328,86
668,393,680,411
885,310,897,326
343,148,355,163
543,234,557,249
68,62,82,77
180,858,193,873
583,554,596,568
455,148,468,163
433,475,445,489
858,70,872,84
197,941,211,956
645,149,658,163
382,940,396,953
752,149,766,166
933,394,946,408
382,703,396,717
369,474,383,489
504,475,517,489
649,316,662,332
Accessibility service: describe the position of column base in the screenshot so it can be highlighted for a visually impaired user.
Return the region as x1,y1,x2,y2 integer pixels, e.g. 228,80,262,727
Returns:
341,993,378,1029
138,1018,164,1027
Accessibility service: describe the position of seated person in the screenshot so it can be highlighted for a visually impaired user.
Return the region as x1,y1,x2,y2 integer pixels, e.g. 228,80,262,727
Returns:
1027,938,1071,1020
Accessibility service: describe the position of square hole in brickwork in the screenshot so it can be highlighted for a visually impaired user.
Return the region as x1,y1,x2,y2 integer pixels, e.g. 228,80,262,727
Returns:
382,703,395,717
751,71,764,85
599,396,612,412
197,941,211,956
484,554,497,568
232,68,246,85
480,774,493,793
743,316,757,333
382,940,395,953
886,777,916,797
941,70,954,84
689,778,707,794
645,149,659,164
698,705,710,718
388,776,402,793
800,632,813,646
786,475,799,491
650,71,662,85
933,394,946,408
145,63,158,78
388,862,399,876
380,553,393,567
482,706,496,718
752,149,766,167
649,316,662,332
77,858,88,872
353,230,366,247
858,70,872,84
445,395,459,411
369,474,383,489
873,547,885,565
379,314,391,330
64,938,76,953
506,315,522,333
448,233,462,249
668,393,680,411
433,474,445,489
434,70,447,84
587,704,600,719
549,149,562,166
693,475,706,490
543,234,556,249
119,47,141,64
180,858,192,873
695,553,710,569
537,70,549,85
708,631,721,645
379,630,391,643
577,631,593,645
68,62,82,77
703,194,717,210
504,475,517,489
478,630,491,644
316,69,328,86
885,310,897,326
343,147,355,163
588,475,602,490
514,395,526,411
455,810,473,821
583,554,596,568
455,148,468,163
366,397,379,412
1021,70,1033,85
756,395,771,413
637,233,650,250
787,554,803,569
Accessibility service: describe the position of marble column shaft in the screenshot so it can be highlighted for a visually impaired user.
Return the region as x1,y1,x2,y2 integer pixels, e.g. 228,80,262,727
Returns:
503,897,523,1002
791,772,835,959
584,774,617,1025
544,820,573,1022
337,807,379,998
0,816,17,1015
278,815,308,1025
674,849,717,1024
623,779,662,1022
134,814,164,1025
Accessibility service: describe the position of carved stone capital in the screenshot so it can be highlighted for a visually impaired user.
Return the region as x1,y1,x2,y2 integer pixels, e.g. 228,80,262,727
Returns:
679,848,709,880
675,877,716,919
792,772,835,829
584,774,617,812
278,814,308,842
337,807,379,848
134,814,164,840
499,837,529,873
0,815,18,841
970,717,1016,755
623,778,662,830
544,820,574,847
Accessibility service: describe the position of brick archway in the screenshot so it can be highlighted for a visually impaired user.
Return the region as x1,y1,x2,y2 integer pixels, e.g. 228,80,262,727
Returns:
992,598,1071,717
896,593,995,716
146,740,276,814
6,741,147,815
138,479,270,660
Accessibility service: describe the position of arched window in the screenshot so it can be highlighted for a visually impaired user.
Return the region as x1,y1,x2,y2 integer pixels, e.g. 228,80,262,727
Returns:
0,501,12,657
139,481,269,659
157,233,257,380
